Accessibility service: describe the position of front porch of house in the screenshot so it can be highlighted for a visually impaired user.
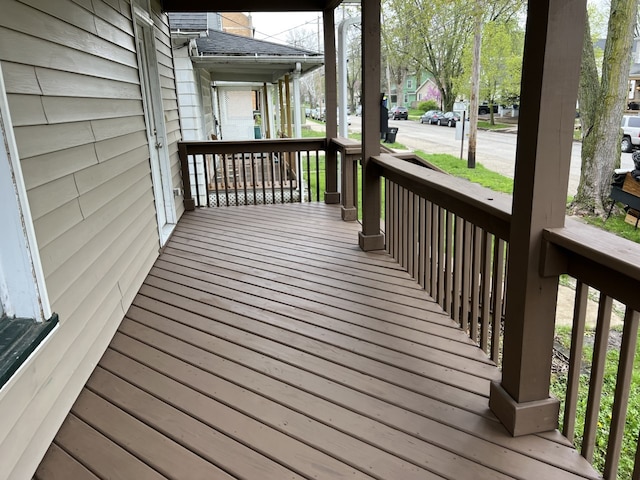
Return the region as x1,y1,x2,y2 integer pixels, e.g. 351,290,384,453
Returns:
35,203,599,479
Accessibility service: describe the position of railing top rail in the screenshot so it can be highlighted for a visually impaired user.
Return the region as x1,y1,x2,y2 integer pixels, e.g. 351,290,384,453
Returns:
179,138,327,155
330,137,361,155
372,153,512,240
544,219,640,311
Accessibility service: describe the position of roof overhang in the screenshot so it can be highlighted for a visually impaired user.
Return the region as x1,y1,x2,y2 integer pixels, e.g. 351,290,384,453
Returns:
160,0,356,12
191,55,324,83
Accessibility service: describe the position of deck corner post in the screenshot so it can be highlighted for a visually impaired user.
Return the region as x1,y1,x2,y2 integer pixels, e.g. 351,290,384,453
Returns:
358,0,384,250
324,190,340,204
340,150,358,221
178,142,195,210
323,8,339,205
341,206,357,221
489,0,587,436
183,198,196,211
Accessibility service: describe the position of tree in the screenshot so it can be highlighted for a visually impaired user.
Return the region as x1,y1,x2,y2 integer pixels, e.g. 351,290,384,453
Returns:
464,0,524,167
477,20,524,123
384,0,472,111
346,24,362,112
381,9,416,106
570,0,638,216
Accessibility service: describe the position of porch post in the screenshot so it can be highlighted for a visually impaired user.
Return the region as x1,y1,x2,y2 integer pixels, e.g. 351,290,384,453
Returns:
358,0,384,251
323,8,340,204
489,0,587,436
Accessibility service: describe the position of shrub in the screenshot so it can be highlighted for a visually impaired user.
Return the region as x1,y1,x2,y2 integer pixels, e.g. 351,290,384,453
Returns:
418,100,438,112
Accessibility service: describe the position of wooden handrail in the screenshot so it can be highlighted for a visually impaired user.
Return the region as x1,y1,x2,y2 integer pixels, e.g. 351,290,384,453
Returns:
543,218,640,311
371,153,512,240
179,138,327,155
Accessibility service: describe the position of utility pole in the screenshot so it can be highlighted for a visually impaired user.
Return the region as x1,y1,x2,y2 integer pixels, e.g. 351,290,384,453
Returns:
468,0,483,169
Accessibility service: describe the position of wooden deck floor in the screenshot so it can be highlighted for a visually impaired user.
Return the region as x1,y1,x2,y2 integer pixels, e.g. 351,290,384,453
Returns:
35,203,599,480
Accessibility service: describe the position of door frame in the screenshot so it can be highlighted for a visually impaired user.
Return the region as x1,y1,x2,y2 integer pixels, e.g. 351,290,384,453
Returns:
132,4,177,246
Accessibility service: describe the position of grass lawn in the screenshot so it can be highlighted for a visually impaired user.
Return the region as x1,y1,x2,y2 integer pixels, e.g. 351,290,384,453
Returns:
551,324,640,480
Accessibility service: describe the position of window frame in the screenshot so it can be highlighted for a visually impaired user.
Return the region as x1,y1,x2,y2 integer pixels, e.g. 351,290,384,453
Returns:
0,63,51,322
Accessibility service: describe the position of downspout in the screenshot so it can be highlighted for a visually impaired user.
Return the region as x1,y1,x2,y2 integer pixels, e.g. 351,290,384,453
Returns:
292,63,302,138
338,16,360,138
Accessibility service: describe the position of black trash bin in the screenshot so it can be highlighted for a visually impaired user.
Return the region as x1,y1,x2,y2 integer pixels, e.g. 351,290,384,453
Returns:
385,127,398,143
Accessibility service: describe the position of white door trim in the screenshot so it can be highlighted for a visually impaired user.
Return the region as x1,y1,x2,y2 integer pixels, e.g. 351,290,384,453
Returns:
133,4,177,246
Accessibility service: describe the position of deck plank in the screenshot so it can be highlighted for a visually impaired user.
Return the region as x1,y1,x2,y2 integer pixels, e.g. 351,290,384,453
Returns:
153,252,492,364
70,389,237,479
35,444,100,480
37,203,600,480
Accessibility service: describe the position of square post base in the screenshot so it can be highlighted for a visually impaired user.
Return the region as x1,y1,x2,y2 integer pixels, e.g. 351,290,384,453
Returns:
324,191,340,204
489,381,560,437
358,232,385,251
184,198,196,211
341,206,357,222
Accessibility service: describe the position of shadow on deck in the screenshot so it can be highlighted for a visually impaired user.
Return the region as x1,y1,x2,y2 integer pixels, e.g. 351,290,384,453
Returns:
35,203,598,480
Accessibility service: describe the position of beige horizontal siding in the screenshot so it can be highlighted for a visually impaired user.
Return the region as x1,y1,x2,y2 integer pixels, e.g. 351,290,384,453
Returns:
0,62,42,94
41,96,144,124
0,28,139,83
0,1,183,478
20,144,98,191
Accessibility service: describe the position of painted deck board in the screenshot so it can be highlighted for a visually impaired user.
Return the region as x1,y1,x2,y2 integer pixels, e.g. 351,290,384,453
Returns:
36,203,600,480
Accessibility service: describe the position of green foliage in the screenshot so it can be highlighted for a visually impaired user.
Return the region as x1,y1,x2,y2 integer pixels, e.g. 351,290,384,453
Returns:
477,120,510,130
418,100,439,112
582,212,640,243
551,328,640,480
384,0,472,111
413,151,515,194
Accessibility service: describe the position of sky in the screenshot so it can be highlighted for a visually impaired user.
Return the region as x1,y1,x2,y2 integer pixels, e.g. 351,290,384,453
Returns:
250,12,322,46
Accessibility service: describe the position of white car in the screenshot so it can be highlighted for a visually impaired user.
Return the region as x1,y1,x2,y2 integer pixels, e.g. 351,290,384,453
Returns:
621,115,640,152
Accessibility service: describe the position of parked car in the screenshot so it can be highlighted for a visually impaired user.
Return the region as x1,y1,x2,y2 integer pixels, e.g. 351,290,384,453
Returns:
621,115,640,152
439,111,461,127
388,105,409,120
420,110,443,124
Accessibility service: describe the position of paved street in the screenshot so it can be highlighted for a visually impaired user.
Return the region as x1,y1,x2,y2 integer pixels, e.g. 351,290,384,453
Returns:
346,116,634,197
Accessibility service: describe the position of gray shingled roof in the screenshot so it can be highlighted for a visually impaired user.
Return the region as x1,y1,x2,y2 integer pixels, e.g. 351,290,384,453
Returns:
168,12,208,31
196,29,321,57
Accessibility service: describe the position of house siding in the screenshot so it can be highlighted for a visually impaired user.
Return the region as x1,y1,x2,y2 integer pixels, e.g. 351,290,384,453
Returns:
0,0,182,478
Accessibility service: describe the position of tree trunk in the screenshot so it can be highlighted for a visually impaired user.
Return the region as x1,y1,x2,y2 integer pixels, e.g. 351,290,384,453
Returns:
468,2,483,169
570,0,638,216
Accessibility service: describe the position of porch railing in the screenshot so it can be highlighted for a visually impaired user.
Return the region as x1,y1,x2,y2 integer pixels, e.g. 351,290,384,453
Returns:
542,221,640,479
372,154,512,362
178,138,326,209
364,152,640,479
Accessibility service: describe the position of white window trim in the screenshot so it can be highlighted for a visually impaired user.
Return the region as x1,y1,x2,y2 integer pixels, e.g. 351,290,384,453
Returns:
0,64,51,321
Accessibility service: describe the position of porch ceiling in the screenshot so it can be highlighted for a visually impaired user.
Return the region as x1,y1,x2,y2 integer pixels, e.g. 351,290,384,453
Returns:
161,0,354,12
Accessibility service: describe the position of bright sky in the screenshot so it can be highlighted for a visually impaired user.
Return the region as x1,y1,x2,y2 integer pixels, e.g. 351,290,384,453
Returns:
250,12,322,47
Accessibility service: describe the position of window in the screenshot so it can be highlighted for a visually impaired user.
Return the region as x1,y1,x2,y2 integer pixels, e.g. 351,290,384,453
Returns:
0,64,56,388
407,79,413,89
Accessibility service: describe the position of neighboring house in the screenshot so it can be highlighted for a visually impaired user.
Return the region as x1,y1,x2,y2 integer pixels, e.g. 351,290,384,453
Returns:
628,38,640,109
416,77,442,107
0,0,184,477
220,11,254,37
402,73,418,106
168,13,324,141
